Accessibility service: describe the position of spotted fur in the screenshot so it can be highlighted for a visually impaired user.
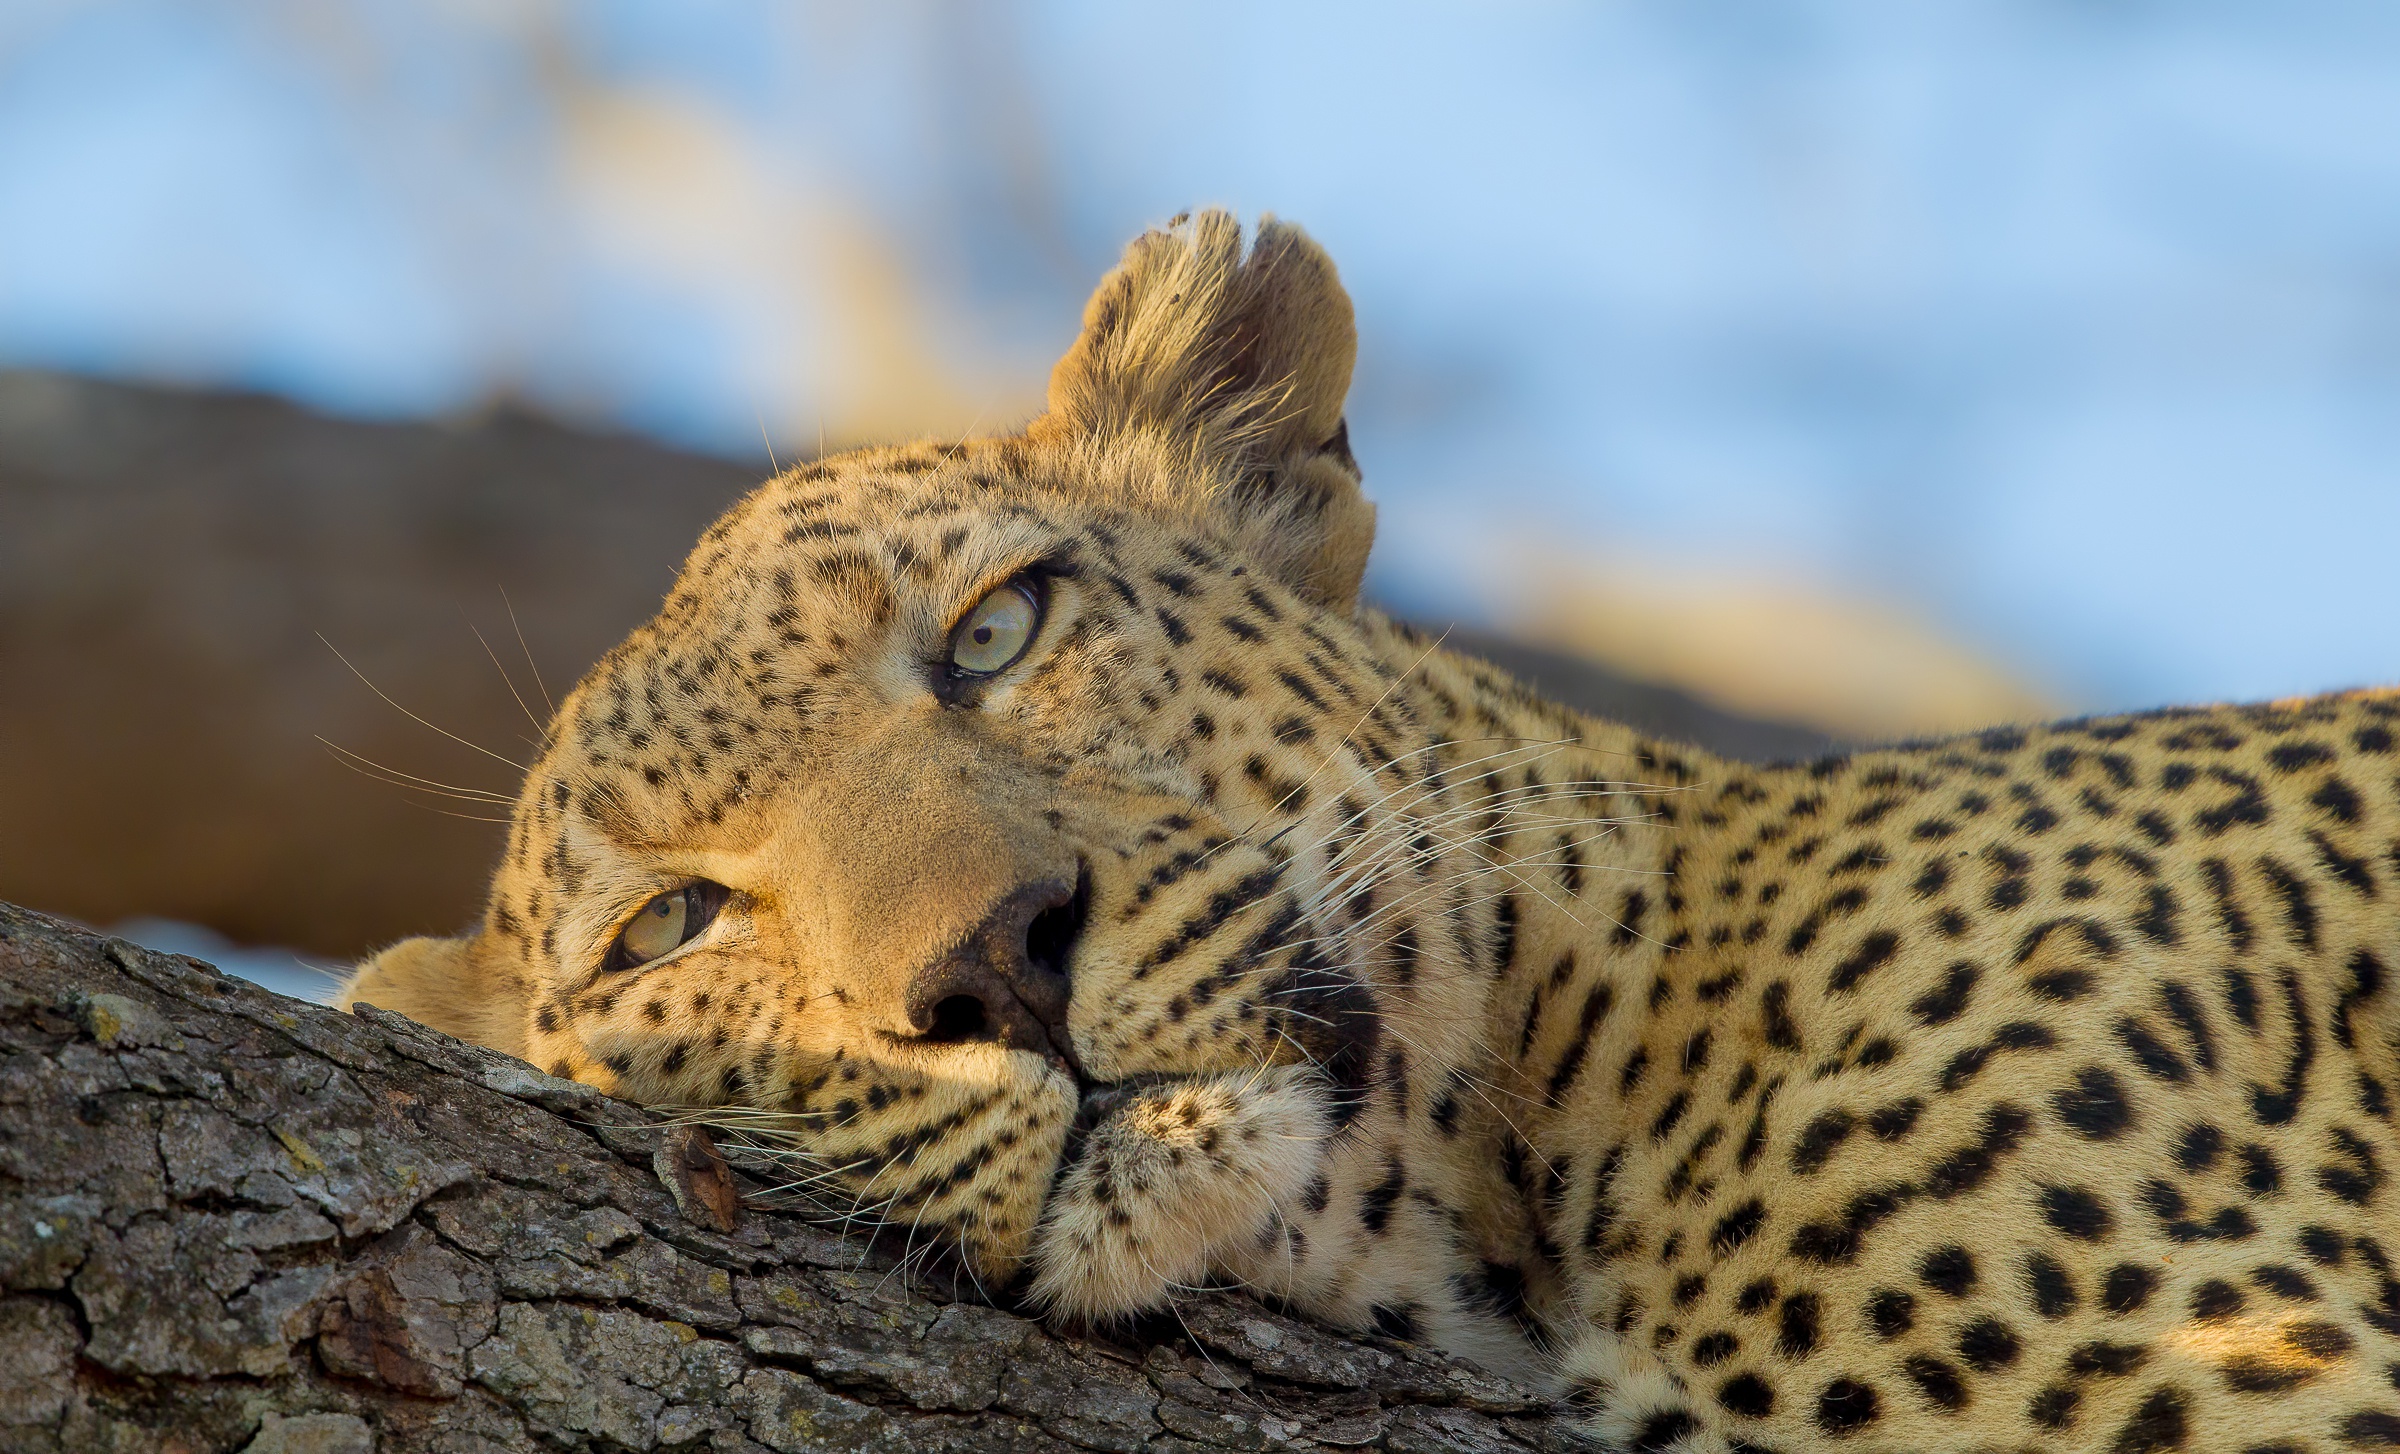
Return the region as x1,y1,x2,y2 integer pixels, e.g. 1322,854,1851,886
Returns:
341,212,2400,1450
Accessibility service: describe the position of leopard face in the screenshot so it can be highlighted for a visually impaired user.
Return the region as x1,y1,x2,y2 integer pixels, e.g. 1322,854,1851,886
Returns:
339,214,1545,1356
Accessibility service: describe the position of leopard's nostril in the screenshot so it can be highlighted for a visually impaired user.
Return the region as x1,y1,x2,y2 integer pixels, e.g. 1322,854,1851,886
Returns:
923,993,991,1044
1024,866,1091,979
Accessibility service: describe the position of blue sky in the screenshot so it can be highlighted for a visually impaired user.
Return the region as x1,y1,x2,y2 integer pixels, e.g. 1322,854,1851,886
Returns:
4,0,2397,712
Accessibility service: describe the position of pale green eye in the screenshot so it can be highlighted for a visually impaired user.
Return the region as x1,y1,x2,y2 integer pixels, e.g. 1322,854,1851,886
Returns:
621,892,687,965
950,582,1040,675
609,883,726,971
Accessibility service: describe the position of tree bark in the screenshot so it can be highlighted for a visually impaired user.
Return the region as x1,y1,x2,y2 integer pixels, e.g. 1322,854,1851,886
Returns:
0,901,1555,1453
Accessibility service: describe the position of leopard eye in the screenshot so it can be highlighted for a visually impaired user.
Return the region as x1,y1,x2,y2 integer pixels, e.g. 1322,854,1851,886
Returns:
949,580,1041,675
608,883,725,971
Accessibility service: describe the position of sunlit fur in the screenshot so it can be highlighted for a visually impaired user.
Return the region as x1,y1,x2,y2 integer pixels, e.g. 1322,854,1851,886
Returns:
344,212,2400,1448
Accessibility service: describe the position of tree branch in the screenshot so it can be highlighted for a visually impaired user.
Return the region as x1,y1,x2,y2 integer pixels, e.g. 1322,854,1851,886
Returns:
0,901,1553,1453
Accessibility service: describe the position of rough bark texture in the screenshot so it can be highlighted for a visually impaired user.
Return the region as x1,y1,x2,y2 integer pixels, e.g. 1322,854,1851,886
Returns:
0,901,1557,1454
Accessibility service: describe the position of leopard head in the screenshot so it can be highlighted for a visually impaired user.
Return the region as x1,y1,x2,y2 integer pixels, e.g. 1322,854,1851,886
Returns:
342,212,1506,1329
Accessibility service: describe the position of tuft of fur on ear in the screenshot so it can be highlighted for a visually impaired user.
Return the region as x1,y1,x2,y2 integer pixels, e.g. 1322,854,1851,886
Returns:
1035,210,1375,610
335,932,528,1059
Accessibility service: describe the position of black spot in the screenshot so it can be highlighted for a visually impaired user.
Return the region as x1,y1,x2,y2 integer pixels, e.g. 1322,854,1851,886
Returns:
1828,930,1901,994
1940,1045,1992,1091
1957,1315,2021,1371
1920,1113,2035,1204
1814,1377,1880,1436
2029,968,2095,1001
2056,1067,2135,1140
2267,740,2336,772
1619,1048,1651,1095
1792,1109,1856,1175
2028,1383,2081,1430
2102,1264,2157,1318
2336,949,2387,1050
2157,980,2218,1073
1580,1147,1626,1259
1369,1303,1419,1340
1490,891,1522,971
1790,1182,1919,1265
2139,1177,2259,1244
1692,1331,1738,1367
1761,981,1802,1051
1900,1356,1967,1412
2250,1264,2319,1301
1867,1097,1923,1141
2068,1340,2150,1377
2340,1412,2400,1447
2116,1017,2191,1083
1629,1409,1698,1452
1650,1090,1691,1142
2261,855,2319,950
1779,1291,1822,1358
1358,1159,1404,1234
1920,1245,1977,1297
2240,1142,2283,1196
1430,1089,1460,1136
2025,1253,2079,1319
1712,1199,1768,1254
2251,968,2318,1126
2319,1124,2385,1205
1900,969,1977,1026
2299,1225,2347,1266
2190,1279,2246,1321
1719,1373,1775,1418
1864,1289,1916,1339
1542,981,1615,1107
2284,1319,2350,1358
2039,1184,2114,1240
1737,1278,1778,1315
2194,765,2273,837
2111,1386,2189,1453
2176,1122,2225,1172
2311,827,2378,897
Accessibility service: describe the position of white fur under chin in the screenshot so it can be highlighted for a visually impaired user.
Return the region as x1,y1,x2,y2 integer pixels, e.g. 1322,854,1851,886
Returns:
1025,1067,1331,1320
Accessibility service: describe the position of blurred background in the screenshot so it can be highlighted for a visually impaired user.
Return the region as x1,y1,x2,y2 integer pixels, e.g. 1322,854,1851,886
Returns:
3,1,2397,998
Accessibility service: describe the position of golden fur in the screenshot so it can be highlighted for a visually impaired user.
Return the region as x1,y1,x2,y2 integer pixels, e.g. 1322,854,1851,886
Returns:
343,211,2400,1450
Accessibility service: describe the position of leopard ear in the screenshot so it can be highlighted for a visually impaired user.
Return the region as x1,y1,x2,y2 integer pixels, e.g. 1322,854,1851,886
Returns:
335,931,528,1059
1035,210,1374,610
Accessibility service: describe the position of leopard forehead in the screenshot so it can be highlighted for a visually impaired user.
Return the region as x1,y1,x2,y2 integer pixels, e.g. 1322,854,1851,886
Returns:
528,434,1345,846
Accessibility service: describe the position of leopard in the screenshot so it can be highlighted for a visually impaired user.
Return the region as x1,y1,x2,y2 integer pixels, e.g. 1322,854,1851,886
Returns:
340,209,2400,1452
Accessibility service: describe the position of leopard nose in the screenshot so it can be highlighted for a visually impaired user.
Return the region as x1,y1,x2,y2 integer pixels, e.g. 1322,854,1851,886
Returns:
903,872,1087,1063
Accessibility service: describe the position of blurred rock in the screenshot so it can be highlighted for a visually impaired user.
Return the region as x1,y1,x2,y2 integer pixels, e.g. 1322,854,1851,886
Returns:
0,371,1834,960
0,371,752,957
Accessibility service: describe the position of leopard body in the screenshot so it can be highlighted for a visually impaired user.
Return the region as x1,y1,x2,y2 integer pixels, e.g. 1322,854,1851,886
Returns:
341,212,2400,1451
